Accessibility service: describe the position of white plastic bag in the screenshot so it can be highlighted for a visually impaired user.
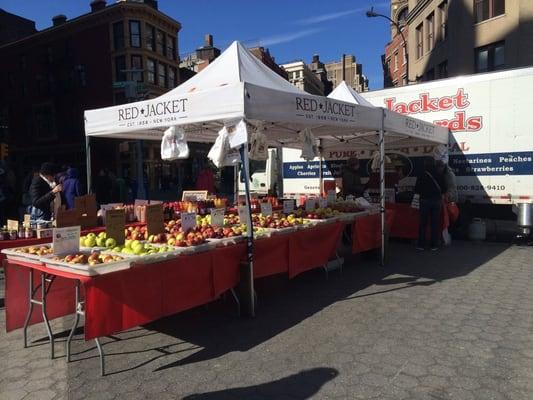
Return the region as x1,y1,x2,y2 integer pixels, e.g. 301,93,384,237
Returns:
249,129,268,161
160,126,189,160
410,193,420,209
299,128,317,161
442,228,452,246
227,119,248,149
207,127,228,168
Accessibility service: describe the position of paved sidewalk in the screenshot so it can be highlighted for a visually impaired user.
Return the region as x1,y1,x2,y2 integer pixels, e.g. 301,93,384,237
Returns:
1,240,533,399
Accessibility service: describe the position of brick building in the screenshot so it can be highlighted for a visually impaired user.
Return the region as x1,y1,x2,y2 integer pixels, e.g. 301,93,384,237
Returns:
324,55,369,92
383,0,409,87
0,8,36,46
0,0,181,194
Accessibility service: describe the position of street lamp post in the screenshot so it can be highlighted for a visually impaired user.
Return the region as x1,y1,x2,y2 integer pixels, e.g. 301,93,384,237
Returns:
366,6,412,84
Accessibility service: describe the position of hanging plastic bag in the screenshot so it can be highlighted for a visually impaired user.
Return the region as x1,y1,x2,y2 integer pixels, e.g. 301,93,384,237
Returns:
207,127,228,168
249,126,268,161
410,193,420,209
300,128,317,161
442,228,452,246
370,151,392,172
433,145,449,163
160,126,189,161
227,119,248,149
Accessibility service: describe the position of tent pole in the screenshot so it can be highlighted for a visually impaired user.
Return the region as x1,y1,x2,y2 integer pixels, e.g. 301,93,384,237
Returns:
379,108,386,266
85,136,92,194
233,165,239,204
276,146,283,198
318,139,324,196
239,144,255,317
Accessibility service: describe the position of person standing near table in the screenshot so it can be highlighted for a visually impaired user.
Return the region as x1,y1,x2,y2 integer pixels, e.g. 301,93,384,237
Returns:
342,157,365,197
63,167,84,209
29,162,62,221
414,158,447,251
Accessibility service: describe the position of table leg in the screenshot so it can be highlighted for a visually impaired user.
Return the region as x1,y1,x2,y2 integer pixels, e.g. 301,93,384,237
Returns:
22,269,34,348
40,273,55,359
95,338,105,376
230,288,240,316
66,281,81,362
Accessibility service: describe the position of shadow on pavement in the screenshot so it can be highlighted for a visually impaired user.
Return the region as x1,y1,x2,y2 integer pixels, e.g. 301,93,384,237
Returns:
182,367,338,400
143,240,508,373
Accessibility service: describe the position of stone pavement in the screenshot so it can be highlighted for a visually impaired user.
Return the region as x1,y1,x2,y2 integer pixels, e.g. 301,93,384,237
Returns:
1,240,533,400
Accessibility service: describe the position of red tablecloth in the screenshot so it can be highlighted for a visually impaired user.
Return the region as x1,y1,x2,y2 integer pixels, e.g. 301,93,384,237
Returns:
4,223,343,340
352,211,396,253
388,203,449,240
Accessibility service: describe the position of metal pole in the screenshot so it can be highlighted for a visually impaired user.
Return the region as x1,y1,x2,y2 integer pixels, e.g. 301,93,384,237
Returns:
342,54,346,81
233,165,239,204
379,108,386,266
276,146,284,198
318,139,324,196
85,136,92,194
239,145,255,317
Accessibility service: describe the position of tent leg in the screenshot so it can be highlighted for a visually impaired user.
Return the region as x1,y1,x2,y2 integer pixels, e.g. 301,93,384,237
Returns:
318,139,324,197
239,145,255,317
86,136,92,194
379,108,386,267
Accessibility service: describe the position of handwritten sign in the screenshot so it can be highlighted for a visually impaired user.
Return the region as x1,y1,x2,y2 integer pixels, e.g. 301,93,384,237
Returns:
105,209,126,245
23,214,31,228
134,199,149,207
7,219,19,231
210,208,225,227
238,205,248,225
283,200,294,214
100,203,122,224
145,204,164,236
181,212,197,233
260,202,273,216
305,198,317,212
318,197,328,209
182,190,208,201
53,226,80,255
327,190,336,205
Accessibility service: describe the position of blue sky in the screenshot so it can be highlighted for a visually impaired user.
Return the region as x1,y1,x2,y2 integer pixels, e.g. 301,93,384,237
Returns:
0,0,391,89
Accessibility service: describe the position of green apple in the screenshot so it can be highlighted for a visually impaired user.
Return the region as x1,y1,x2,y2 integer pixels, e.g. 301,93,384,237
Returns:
125,239,133,249
131,240,141,249
96,237,106,247
84,237,96,247
105,238,117,248
132,243,144,255
98,232,106,239
112,246,122,252
87,233,97,239
79,236,86,246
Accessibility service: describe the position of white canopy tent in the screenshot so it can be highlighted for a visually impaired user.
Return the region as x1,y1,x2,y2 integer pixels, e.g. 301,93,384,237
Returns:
84,41,449,309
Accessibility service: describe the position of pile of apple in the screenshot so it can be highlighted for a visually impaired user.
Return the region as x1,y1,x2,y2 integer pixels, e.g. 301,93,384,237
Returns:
125,226,148,241
15,245,54,256
51,252,124,266
80,232,118,249
166,227,207,247
109,239,176,256
294,207,340,219
252,213,305,229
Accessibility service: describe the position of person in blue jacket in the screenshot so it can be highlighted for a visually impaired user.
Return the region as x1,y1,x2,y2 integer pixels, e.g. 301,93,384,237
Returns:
63,167,84,209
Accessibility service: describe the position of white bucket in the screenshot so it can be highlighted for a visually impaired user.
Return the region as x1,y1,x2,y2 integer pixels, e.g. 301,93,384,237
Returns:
468,218,486,241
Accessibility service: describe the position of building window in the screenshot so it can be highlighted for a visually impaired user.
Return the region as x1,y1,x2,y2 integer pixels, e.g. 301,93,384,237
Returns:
426,68,435,81
475,41,505,72
129,20,141,48
402,46,407,65
156,30,166,56
416,23,423,59
394,52,399,71
33,103,56,141
115,56,126,82
168,67,176,88
167,36,176,60
146,24,155,51
158,63,167,87
131,55,143,82
475,0,505,23
426,12,435,52
113,22,124,50
438,61,448,78
397,8,408,26
76,65,87,87
147,58,156,84
438,1,448,41
402,75,408,86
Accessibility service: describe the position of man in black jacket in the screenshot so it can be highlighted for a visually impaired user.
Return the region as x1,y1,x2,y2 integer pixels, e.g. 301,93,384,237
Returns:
30,163,62,221
414,158,447,250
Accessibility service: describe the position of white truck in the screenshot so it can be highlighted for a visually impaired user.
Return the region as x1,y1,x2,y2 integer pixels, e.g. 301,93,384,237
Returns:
245,67,533,206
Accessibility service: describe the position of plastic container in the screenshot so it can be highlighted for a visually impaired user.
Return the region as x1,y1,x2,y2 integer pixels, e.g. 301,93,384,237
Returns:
468,218,486,241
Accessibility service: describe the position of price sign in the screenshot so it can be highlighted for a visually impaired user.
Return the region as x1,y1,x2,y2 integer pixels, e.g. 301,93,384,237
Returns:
305,198,316,212
53,226,80,255
210,208,225,227
134,199,149,207
7,219,19,231
260,202,272,216
318,198,328,209
327,190,336,205
145,204,165,236
181,212,197,233
238,205,248,224
105,209,126,245
23,214,31,228
283,200,294,214
182,190,208,201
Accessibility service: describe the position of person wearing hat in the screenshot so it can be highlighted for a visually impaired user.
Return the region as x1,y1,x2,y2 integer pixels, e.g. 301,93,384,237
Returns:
342,157,365,197
29,162,62,221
